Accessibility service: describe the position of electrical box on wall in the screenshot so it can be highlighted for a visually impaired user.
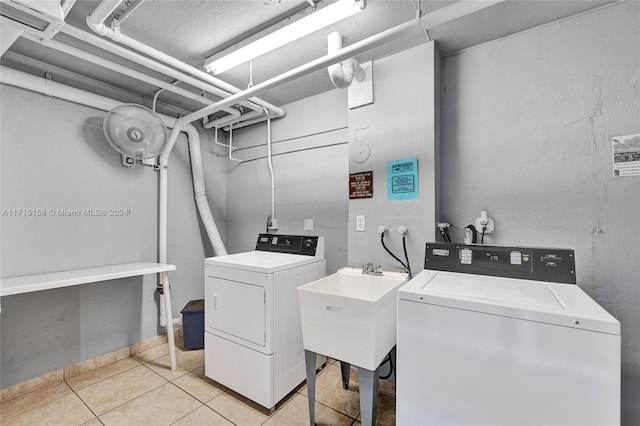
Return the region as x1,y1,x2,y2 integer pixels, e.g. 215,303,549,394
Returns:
348,61,373,109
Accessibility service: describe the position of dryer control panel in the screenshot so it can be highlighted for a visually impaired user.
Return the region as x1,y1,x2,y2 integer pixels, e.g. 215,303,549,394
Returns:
255,234,322,257
424,243,576,284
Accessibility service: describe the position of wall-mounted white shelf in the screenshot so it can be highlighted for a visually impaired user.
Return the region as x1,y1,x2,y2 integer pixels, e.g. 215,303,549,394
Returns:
0,262,176,297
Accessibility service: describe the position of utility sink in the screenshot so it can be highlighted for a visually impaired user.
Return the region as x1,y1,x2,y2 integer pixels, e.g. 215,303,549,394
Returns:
297,267,409,370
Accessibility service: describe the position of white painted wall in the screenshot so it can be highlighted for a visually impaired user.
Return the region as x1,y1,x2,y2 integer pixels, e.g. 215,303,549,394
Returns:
441,3,640,423
0,85,226,388
348,41,440,275
221,89,349,274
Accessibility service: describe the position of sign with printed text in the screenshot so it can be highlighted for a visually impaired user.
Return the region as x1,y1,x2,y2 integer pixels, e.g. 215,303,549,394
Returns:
349,171,373,199
612,133,640,177
387,157,418,200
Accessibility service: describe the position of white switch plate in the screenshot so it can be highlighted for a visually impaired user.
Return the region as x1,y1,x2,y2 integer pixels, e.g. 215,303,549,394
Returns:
356,215,366,232
304,218,314,231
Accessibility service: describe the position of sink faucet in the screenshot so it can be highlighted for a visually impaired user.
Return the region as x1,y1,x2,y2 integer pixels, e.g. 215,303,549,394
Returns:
362,262,383,275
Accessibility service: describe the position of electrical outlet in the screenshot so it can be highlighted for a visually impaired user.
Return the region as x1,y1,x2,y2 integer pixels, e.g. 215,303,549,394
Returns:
356,215,366,232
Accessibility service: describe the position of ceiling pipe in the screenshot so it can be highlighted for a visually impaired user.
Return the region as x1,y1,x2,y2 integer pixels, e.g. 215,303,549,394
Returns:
61,0,78,17
21,32,241,118
86,0,121,27
1,19,23,56
171,0,506,129
327,32,365,89
221,110,276,131
59,25,263,118
203,109,264,130
84,0,285,118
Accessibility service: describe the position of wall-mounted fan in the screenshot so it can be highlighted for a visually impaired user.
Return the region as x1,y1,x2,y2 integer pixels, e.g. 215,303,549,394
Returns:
103,104,167,167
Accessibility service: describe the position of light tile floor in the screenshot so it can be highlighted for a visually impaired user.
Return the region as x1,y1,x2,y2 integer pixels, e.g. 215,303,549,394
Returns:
0,340,396,425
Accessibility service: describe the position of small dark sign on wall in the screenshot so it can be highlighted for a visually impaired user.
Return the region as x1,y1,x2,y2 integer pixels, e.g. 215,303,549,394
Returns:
349,171,373,199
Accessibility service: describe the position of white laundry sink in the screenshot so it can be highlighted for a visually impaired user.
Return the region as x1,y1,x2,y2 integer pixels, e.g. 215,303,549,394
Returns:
297,267,408,370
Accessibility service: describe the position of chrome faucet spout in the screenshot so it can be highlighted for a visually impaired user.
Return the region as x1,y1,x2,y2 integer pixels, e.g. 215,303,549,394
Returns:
361,262,383,275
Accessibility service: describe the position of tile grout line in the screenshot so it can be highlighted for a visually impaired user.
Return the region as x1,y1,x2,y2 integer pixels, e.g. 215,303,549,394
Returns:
66,379,103,425
205,392,242,426
189,390,244,426
1,332,180,403
89,373,171,421
65,358,143,393
63,347,132,383
316,398,360,422
164,381,208,426
0,380,80,423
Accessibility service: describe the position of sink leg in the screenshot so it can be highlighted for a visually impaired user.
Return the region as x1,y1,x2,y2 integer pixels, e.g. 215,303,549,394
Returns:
340,361,351,390
358,365,381,426
305,350,317,426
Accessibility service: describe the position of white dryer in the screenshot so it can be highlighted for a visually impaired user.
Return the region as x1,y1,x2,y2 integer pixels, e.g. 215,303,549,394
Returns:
204,234,326,410
397,243,621,426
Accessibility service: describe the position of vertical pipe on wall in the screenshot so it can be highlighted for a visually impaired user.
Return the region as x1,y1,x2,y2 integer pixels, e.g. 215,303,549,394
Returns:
183,125,228,256
265,108,277,229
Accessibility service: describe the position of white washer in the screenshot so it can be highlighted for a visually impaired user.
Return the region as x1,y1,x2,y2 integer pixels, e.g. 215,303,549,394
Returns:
204,234,326,410
397,243,621,426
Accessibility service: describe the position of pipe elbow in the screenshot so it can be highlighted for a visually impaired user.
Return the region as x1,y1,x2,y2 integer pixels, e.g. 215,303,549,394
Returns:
327,32,365,89
85,15,105,35
346,58,366,83
328,63,352,89
86,15,120,40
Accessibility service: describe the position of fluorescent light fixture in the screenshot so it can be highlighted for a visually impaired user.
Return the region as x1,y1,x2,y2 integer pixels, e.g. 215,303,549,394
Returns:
205,0,365,75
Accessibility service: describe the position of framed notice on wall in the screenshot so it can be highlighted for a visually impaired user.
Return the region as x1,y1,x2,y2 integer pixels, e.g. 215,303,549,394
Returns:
612,134,640,177
349,171,373,199
387,157,418,200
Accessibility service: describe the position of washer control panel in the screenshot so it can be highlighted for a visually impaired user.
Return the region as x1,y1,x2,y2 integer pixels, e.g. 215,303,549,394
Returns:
425,243,576,284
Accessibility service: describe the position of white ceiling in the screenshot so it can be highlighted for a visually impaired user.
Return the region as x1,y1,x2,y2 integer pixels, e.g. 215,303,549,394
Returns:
2,0,615,112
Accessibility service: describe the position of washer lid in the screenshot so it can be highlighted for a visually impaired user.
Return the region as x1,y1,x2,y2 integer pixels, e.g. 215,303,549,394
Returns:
205,251,322,273
398,270,620,335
